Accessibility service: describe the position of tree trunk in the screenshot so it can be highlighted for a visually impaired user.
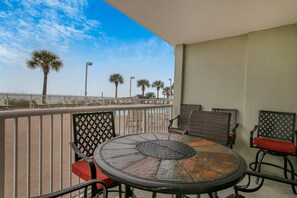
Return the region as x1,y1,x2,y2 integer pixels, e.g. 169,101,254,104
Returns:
142,86,145,97
42,74,48,103
115,85,118,98
157,87,160,99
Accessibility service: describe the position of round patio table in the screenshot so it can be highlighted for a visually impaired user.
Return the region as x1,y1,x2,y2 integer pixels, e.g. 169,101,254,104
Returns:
94,133,247,197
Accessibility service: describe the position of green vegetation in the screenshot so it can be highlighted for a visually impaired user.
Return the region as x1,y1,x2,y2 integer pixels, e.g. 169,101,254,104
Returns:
145,92,155,98
8,98,30,108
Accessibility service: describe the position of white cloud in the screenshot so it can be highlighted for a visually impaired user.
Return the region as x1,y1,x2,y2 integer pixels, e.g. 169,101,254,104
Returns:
104,36,172,65
0,0,102,59
0,11,8,18
40,0,87,18
0,45,28,67
0,29,13,41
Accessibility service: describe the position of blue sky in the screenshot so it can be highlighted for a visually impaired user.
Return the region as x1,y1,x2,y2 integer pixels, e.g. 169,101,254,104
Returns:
0,0,174,97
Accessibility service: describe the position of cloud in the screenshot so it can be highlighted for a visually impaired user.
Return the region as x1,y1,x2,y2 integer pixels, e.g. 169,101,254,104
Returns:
0,45,29,67
0,0,102,60
38,0,87,18
102,36,173,66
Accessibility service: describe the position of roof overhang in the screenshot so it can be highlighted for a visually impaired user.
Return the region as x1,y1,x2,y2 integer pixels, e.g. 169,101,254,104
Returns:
105,0,297,45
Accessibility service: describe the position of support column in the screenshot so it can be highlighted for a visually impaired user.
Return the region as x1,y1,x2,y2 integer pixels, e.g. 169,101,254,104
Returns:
172,44,185,122
0,118,5,198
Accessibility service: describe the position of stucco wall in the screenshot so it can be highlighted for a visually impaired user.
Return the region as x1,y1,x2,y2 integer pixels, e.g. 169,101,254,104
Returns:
175,23,297,165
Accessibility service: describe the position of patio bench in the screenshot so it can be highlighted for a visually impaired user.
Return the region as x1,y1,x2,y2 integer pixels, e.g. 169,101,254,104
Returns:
212,108,239,148
186,110,231,146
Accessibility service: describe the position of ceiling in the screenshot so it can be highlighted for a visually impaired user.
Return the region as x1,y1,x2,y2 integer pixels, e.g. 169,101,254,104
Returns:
105,0,297,46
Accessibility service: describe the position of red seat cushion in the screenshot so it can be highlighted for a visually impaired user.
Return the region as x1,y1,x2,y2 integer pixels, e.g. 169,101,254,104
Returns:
72,159,115,188
253,137,296,154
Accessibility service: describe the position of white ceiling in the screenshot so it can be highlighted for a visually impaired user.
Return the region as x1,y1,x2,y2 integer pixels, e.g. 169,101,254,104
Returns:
105,0,297,46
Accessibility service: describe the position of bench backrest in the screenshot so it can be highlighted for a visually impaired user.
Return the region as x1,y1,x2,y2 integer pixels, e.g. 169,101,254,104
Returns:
212,108,238,131
188,110,230,146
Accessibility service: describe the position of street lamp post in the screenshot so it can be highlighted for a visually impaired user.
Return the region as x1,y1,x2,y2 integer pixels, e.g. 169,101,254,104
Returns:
84,62,92,97
169,78,172,99
130,76,135,98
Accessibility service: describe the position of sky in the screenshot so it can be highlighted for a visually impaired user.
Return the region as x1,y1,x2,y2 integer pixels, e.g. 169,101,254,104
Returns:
0,0,174,98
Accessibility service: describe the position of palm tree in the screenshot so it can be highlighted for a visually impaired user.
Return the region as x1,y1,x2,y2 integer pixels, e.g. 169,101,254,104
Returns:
109,73,124,98
26,50,63,102
162,86,171,99
152,80,164,99
137,79,150,97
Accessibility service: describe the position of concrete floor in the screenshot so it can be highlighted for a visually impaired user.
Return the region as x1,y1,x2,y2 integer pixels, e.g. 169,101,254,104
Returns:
108,175,296,198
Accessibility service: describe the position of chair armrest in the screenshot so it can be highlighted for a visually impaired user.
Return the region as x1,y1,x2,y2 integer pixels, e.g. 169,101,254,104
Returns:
168,115,180,129
69,142,97,179
230,123,239,138
250,125,258,148
225,123,239,148
33,179,107,198
231,123,239,133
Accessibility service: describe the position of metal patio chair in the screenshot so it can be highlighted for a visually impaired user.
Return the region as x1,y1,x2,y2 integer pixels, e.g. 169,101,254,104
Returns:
168,104,202,134
212,108,239,148
70,111,122,198
250,110,297,194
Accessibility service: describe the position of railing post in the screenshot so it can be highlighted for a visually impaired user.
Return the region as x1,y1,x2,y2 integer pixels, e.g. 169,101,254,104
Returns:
0,117,5,198
6,94,9,105
30,95,33,108
143,109,147,132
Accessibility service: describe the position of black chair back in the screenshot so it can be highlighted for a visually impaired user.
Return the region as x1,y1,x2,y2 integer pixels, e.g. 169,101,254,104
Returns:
257,110,296,143
73,111,116,161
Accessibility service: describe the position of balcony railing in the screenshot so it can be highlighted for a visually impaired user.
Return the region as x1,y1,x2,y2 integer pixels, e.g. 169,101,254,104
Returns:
0,92,171,109
0,104,172,198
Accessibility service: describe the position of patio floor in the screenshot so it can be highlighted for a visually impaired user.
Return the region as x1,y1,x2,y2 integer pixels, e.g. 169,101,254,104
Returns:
108,175,296,198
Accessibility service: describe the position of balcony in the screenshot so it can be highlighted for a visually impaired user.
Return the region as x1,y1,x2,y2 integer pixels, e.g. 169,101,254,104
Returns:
1,104,296,198
0,103,172,198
